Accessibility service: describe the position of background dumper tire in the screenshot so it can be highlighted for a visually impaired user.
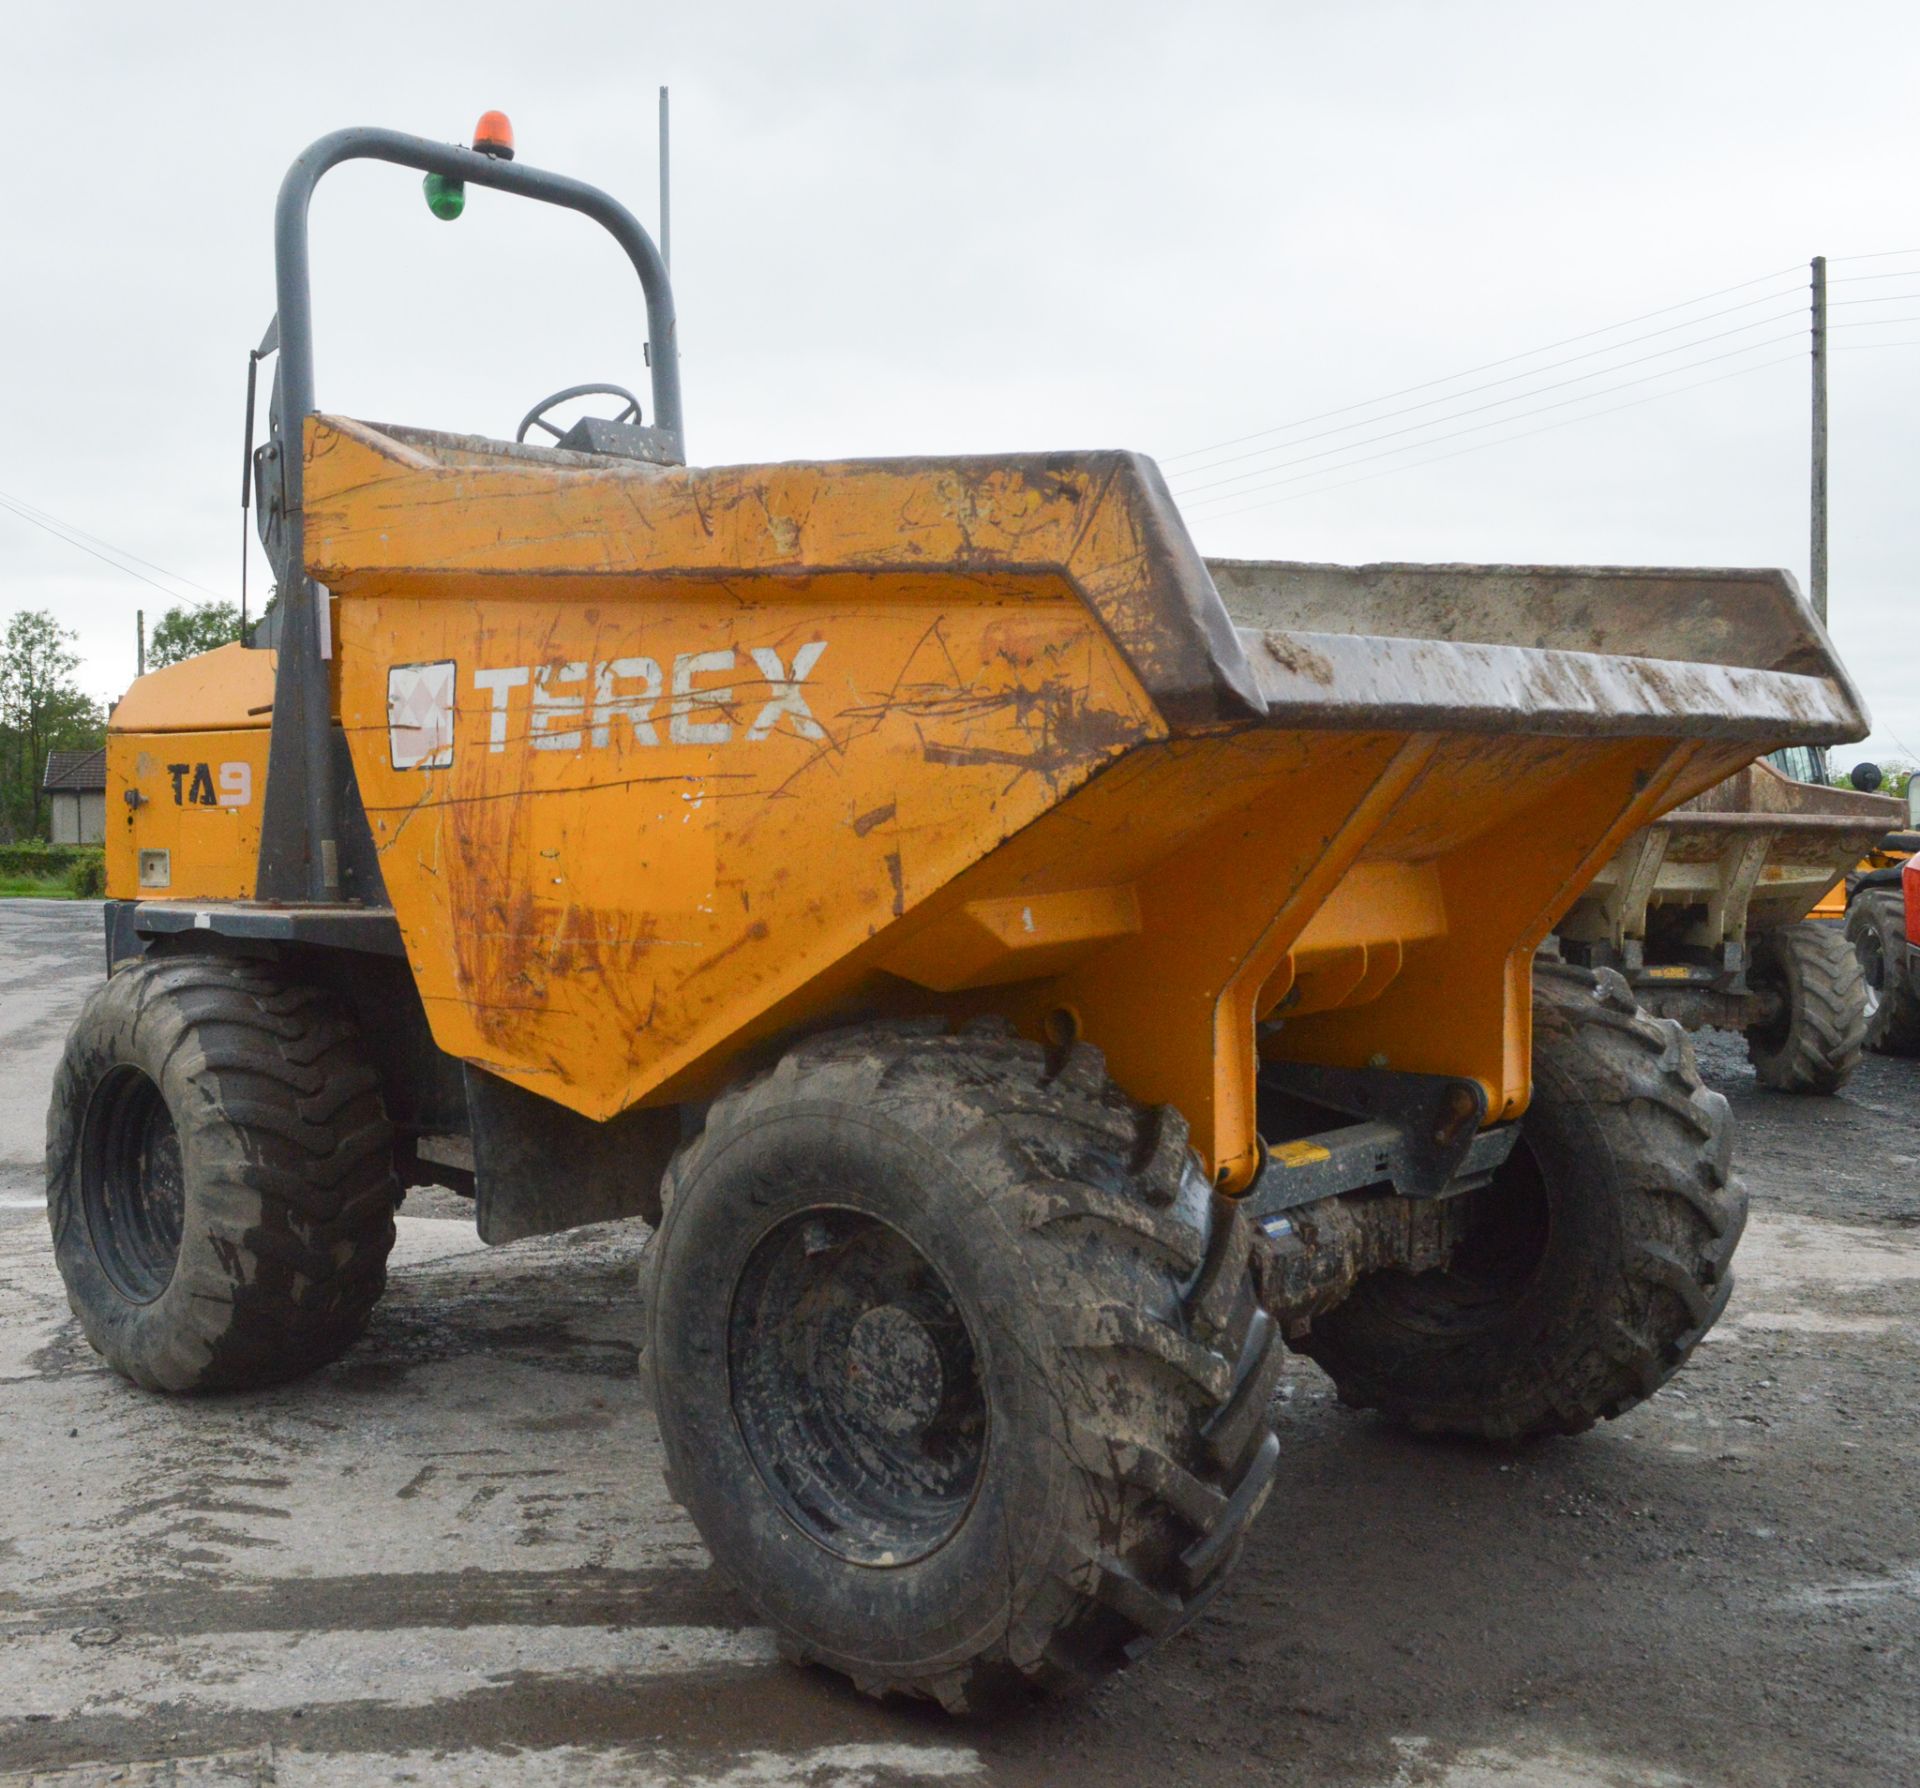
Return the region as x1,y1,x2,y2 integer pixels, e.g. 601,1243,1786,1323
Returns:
1743,919,1868,1094
646,1022,1282,1710
1847,890,1920,1057
1301,962,1745,1441
46,953,398,1392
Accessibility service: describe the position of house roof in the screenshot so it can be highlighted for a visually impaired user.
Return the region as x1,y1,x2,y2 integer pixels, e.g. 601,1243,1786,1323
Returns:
43,748,106,793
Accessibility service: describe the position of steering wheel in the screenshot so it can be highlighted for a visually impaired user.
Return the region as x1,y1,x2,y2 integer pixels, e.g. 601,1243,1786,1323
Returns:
516,383,643,444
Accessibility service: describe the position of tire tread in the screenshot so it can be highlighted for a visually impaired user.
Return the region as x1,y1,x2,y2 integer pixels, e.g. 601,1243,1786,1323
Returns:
653,1024,1280,1710
46,952,398,1392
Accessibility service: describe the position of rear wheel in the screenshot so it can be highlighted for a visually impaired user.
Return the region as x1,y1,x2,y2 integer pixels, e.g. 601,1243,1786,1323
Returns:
1743,920,1868,1093
1301,962,1745,1440
46,953,398,1392
1847,890,1920,1056
646,1021,1281,1709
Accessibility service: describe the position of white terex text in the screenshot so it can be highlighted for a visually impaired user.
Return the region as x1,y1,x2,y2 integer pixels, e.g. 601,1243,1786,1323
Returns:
476,644,827,753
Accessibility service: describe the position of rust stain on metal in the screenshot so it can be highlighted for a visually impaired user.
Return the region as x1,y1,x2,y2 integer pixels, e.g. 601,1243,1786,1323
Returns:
1260,632,1336,687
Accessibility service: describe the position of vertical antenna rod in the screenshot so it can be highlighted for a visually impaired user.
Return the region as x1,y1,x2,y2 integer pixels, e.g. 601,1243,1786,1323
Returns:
659,86,671,273
240,348,260,638
1810,254,1828,626
136,609,145,678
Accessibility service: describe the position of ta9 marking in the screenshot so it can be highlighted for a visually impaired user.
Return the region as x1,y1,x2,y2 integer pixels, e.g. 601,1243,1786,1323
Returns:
166,762,253,808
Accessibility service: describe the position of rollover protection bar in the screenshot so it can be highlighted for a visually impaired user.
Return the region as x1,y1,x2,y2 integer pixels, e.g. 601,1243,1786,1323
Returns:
254,126,681,905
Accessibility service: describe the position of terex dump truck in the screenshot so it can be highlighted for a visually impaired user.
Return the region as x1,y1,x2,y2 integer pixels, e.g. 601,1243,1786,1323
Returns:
48,122,1875,1710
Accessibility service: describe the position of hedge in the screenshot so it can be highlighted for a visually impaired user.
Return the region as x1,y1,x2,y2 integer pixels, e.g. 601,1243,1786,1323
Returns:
0,843,107,896
0,843,103,877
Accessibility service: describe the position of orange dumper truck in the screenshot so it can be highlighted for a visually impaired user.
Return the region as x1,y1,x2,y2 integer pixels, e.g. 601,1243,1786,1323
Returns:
49,117,1876,1710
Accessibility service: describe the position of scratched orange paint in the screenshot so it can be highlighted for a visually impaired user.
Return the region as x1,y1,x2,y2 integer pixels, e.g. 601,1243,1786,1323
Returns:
263,417,1755,1187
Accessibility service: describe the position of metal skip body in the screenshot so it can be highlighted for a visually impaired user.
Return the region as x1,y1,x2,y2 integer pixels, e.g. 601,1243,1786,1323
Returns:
286,426,1870,1191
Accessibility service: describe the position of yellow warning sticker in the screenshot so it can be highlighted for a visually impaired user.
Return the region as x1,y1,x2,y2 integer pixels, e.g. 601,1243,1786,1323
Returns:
1273,1139,1333,1168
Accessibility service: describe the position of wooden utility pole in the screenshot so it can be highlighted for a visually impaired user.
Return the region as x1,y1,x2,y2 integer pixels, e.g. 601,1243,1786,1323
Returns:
1810,254,1828,625
136,610,145,678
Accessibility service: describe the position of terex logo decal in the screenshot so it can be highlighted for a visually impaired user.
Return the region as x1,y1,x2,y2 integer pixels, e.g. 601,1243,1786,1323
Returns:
385,643,829,771
387,660,458,771
475,643,828,754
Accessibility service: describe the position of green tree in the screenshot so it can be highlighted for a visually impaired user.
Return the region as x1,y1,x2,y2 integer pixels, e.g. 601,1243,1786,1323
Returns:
0,610,105,840
149,600,241,668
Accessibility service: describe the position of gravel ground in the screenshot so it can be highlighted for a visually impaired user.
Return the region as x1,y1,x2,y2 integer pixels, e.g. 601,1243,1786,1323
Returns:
1,898,1916,1787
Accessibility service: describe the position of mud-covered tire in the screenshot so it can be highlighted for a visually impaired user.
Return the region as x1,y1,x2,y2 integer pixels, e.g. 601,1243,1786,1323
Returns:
646,1021,1281,1710
45,953,398,1392
1743,920,1868,1093
1848,891,1920,1056
1299,962,1745,1441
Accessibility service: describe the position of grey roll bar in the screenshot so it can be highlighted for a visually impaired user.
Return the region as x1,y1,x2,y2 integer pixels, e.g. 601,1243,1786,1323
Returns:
255,126,683,902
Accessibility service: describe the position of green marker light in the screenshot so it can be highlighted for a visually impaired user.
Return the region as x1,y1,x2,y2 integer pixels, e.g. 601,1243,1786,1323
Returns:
423,173,466,221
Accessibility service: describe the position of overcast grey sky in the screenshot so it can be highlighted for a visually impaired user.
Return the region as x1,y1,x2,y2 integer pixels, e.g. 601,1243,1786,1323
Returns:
2,1,1915,768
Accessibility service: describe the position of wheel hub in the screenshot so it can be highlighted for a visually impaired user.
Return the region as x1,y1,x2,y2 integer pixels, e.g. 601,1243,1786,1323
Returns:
728,1209,987,1566
845,1305,946,1438
1860,936,1885,1017
81,1065,185,1304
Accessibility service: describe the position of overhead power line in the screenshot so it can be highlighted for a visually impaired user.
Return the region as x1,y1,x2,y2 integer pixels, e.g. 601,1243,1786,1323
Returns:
1829,268,1920,285
0,495,204,605
1178,330,1805,509
1174,274,1920,513
1830,290,1920,308
1160,261,1804,467
1171,309,1816,498
1168,284,1810,487
1191,350,1803,524
1172,283,1920,498
0,486,229,607
0,487,231,602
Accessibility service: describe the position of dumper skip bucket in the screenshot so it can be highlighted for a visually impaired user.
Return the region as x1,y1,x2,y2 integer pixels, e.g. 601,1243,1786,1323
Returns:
290,423,1868,1190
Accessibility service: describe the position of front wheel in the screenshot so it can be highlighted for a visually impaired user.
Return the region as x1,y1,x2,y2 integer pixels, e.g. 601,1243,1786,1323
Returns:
45,953,399,1392
646,1022,1281,1709
1743,919,1868,1093
1301,962,1746,1441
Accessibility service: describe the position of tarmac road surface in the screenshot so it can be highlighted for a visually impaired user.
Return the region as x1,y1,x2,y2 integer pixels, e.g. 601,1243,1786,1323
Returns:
1,897,1917,1786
